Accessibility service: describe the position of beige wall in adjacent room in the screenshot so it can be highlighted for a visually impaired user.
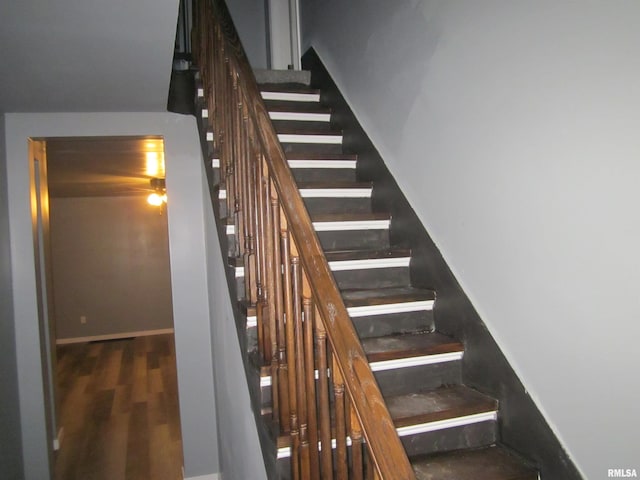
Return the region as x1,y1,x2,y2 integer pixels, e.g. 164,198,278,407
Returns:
50,195,173,340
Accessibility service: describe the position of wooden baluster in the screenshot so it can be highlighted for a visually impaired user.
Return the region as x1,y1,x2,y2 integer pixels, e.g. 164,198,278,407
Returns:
302,277,320,480
281,230,299,479
219,59,232,219
231,70,243,261
349,399,364,480
258,157,271,362
206,25,216,150
315,318,333,480
218,51,230,223
365,455,372,480
210,26,218,156
237,102,250,300
333,357,348,480
212,25,222,153
241,105,257,307
273,201,289,431
213,25,221,152
249,143,260,308
223,63,237,255
253,151,266,358
263,173,278,415
221,58,229,208
292,257,310,479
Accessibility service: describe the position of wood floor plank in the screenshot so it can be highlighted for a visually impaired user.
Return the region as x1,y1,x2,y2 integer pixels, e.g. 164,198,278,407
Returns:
112,384,133,415
149,424,183,480
102,412,129,480
54,334,184,480
125,401,150,480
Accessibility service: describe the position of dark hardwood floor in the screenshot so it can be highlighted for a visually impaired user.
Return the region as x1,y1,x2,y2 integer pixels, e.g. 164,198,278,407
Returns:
54,334,184,480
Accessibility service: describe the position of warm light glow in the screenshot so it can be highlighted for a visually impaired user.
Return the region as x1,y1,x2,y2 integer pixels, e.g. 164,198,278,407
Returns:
146,151,165,177
147,192,164,206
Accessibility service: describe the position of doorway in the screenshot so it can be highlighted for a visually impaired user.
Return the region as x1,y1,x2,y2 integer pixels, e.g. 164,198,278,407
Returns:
31,136,184,479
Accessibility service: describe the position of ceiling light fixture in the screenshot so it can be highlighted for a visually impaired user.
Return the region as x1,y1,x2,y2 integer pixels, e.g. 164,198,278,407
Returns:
147,177,167,206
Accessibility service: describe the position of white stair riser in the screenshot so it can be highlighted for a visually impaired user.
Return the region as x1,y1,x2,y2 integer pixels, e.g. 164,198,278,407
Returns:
275,411,497,459
269,111,331,122
259,350,458,389
277,133,342,144
261,91,320,102
212,158,356,170
246,299,435,330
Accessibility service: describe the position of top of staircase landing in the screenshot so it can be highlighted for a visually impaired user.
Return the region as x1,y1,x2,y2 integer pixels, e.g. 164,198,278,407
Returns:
253,68,311,86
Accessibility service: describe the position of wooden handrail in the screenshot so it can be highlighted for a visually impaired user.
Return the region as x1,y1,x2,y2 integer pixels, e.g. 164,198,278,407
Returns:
193,1,416,478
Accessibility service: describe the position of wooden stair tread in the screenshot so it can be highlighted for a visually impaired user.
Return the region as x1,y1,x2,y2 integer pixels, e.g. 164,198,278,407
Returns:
274,385,497,450
324,248,411,262
386,385,497,428
341,286,435,307
411,445,538,480
362,331,462,363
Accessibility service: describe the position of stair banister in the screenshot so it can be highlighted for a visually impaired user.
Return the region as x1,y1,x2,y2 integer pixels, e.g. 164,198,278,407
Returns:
193,0,416,478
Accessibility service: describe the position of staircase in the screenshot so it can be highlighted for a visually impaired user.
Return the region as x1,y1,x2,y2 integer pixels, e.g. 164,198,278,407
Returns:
200,78,539,478
191,0,590,478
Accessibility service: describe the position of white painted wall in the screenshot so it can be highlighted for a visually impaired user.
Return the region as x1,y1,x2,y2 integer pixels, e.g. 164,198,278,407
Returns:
301,1,640,478
267,0,293,69
4,112,219,479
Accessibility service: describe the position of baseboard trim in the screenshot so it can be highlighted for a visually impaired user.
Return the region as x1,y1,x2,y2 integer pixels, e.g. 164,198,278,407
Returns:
53,426,64,451
56,328,175,345
184,474,221,480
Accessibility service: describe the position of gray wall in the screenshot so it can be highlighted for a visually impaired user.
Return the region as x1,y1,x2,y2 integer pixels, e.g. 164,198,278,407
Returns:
0,0,179,113
50,195,174,340
203,167,268,480
5,112,219,479
301,1,640,478
227,0,268,68
0,113,25,479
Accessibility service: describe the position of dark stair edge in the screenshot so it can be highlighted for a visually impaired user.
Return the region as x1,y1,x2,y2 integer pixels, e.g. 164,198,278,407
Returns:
266,103,331,114
410,445,539,480
258,84,321,94
284,152,357,160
